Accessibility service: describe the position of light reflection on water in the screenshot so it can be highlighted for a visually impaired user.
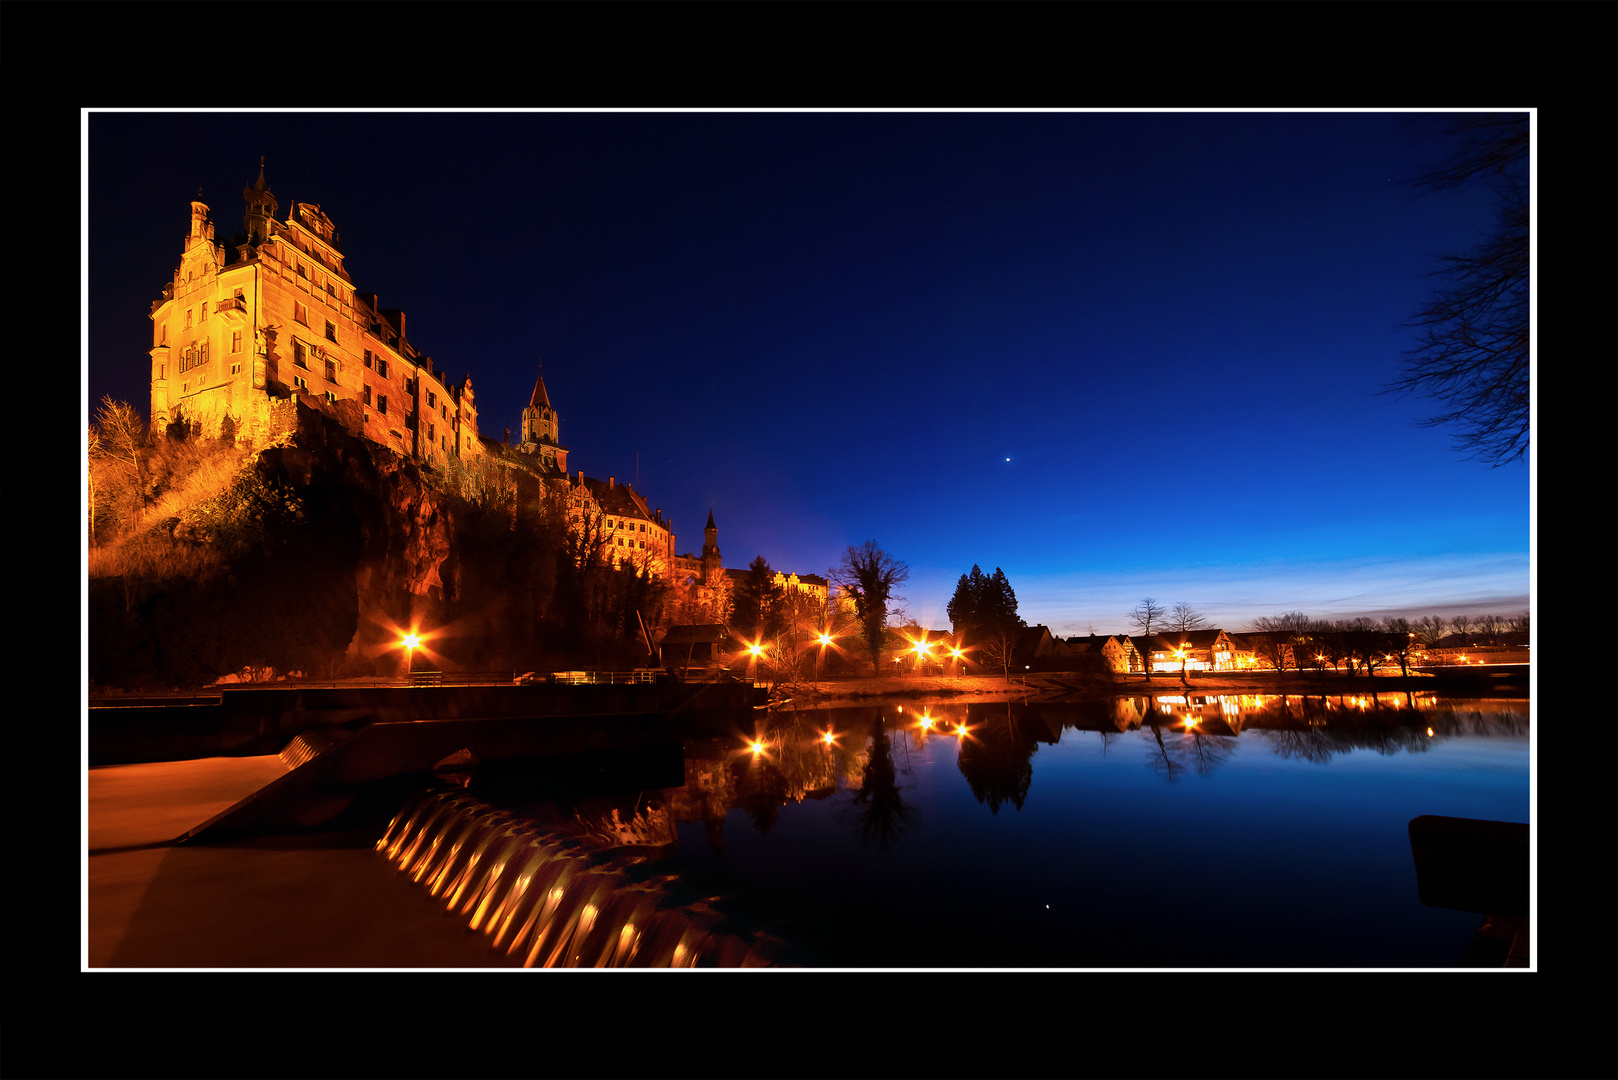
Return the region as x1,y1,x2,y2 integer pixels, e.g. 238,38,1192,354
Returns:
386,693,1528,968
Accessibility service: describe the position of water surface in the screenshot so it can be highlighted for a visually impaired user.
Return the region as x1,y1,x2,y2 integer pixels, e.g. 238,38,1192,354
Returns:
412,692,1530,968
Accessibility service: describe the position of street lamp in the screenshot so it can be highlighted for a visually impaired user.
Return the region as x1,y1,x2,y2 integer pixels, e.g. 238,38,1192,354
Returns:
401,631,422,681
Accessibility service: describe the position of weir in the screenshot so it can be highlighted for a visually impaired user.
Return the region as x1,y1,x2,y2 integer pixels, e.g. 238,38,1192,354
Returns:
373,785,787,967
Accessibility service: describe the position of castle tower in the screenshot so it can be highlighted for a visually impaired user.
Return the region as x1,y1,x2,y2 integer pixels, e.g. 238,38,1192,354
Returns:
242,158,278,246
520,363,568,476
701,509,721,585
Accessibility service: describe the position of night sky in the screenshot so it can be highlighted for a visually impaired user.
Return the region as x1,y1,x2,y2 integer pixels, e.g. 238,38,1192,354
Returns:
85,110,1531,635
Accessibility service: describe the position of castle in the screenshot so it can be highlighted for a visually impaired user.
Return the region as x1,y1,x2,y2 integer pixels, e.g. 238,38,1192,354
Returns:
147,163,825,607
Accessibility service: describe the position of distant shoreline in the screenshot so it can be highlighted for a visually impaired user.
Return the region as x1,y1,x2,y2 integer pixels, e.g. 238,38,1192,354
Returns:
776,667,1529,709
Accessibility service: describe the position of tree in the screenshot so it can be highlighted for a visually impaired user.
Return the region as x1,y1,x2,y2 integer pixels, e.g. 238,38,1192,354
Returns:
87,426,100,545
1385,113,1529,466
1382,617,1417,677
1412,613,1448,651
948,566,1024,676
831,541,908,677
732,555,783,640
1449,614,1474,646
946,565,989,634
1247,612,1312,672
1474,613,1505,643
92,397,150,537
1128,598,1167,679
1167,602,1209,634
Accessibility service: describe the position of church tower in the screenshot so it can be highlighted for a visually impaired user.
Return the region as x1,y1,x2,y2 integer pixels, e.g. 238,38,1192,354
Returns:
520,363,568,476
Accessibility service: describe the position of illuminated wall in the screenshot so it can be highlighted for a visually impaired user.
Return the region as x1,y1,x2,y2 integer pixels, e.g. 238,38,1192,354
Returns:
149,170,482,468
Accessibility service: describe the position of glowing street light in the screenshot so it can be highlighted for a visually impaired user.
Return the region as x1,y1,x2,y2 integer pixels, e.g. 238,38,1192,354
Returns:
401,630,423,681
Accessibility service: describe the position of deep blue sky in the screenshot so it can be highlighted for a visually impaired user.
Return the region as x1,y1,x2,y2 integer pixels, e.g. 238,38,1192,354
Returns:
85,110,1531,635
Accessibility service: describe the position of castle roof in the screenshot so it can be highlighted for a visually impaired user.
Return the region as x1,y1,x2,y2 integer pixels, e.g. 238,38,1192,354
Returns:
528,365,552,411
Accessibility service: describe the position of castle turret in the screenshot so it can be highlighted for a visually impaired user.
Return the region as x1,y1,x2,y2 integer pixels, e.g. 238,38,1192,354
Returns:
186,195,214,251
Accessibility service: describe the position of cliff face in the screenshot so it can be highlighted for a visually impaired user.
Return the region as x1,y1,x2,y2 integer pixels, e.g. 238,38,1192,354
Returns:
91,405,457,688
90,402,657,689
270,404,459,674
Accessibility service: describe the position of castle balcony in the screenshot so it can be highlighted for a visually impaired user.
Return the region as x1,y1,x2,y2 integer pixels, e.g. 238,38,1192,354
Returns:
214,296,248,325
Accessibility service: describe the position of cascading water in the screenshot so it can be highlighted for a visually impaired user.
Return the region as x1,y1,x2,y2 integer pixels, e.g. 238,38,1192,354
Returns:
376,785,785,968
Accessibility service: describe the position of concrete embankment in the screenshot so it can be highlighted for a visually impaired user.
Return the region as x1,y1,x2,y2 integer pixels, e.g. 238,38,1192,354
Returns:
89,680,768,766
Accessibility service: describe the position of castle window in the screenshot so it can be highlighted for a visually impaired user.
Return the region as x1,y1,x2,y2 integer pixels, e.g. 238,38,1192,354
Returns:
295,302,308,325
363,385,372,407
200,340,209,364
200,304,207,322
376,357,389,378
325,320,337,343
293,340,308,368
231,364,239,376
378,395,388,415
325,358,337,383
325,391,338,404
232,331,242,353
364,350,372,369
185,310,193,329
294,375,308,391
427,392,436,409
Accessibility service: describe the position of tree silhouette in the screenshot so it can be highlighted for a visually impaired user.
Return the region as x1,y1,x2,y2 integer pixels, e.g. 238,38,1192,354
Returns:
1385,113,1529,466
832,541,909,676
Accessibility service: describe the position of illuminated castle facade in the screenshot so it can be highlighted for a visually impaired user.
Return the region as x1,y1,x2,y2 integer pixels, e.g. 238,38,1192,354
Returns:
146,164,822,599
149,163,481,469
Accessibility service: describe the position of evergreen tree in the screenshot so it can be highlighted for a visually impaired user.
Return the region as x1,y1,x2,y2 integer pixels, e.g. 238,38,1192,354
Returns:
732,555,782,638
948,565,1025,675
947,565,988,632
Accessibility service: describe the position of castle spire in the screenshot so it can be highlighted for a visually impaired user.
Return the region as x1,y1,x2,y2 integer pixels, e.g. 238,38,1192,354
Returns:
528,361,552,410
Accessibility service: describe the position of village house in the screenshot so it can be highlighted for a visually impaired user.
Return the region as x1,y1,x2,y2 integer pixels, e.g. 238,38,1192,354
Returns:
1133,629,1240,673
1066,633,1142,674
